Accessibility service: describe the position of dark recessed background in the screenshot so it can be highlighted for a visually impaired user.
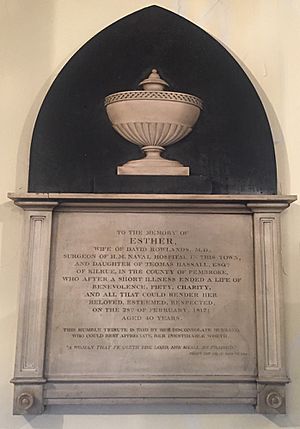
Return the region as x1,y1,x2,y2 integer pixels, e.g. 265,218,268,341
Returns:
28,6,277,194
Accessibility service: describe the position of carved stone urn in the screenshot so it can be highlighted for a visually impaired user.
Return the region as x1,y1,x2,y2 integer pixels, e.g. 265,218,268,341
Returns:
105,69,202,175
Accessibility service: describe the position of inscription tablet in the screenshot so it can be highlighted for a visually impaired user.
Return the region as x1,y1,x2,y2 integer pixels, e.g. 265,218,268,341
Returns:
45,212,256,379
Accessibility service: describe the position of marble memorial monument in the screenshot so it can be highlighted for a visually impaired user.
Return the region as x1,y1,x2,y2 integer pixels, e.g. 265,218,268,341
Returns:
9,6,295,415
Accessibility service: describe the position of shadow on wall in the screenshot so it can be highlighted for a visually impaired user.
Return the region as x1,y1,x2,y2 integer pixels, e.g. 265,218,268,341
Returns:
215,40,290,195
279,204,300,428
15,1,56,194
0,1,54,428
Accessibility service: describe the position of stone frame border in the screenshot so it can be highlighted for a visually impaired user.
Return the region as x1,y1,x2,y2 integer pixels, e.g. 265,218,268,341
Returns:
8,193,296,414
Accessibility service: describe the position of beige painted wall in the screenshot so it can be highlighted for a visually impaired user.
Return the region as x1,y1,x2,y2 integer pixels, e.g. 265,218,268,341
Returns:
1,0,300,427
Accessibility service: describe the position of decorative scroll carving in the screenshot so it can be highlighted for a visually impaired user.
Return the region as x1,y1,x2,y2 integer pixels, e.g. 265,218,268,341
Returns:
17,392,34,410
265,391,283,409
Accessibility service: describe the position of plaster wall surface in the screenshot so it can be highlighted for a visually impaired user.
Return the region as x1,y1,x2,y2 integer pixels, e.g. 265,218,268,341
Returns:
0,1,300,428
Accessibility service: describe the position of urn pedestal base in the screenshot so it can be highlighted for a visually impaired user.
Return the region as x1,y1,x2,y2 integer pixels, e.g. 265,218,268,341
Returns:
117,146,190,176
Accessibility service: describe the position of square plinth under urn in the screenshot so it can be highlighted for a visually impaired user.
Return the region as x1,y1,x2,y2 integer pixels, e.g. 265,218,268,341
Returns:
117,150,190,176
117,165,189,175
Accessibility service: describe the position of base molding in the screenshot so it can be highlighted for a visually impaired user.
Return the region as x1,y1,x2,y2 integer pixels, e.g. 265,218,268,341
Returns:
11,379,289,413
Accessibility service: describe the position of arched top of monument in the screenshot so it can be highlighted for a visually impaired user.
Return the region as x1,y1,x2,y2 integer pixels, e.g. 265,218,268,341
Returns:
28,5,277,194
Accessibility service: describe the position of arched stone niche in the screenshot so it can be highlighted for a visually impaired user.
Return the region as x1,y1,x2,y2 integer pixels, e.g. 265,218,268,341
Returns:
28,6,277,194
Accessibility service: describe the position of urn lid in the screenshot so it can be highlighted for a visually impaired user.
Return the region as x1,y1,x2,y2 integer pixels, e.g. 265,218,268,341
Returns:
138,69,169,91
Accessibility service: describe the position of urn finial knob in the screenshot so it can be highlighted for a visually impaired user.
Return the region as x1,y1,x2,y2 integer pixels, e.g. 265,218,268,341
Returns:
138,68,169,91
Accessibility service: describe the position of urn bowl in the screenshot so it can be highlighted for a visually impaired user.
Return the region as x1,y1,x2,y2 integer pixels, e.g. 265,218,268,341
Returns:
104,90,202,149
